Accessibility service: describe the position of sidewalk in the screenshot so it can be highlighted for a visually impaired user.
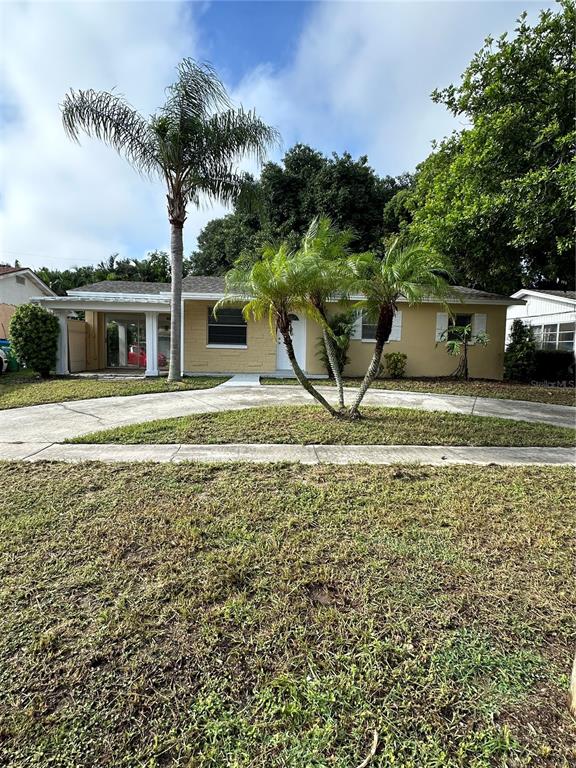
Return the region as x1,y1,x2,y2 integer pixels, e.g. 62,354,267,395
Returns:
1,442,573,465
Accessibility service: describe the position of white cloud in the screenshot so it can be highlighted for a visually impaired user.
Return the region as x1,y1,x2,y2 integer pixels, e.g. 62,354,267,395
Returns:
0,0,553,272
0,0,225,270
234,0,553,173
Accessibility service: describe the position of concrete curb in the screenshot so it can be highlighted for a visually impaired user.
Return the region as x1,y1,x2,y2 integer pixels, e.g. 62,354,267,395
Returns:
1,442,573,465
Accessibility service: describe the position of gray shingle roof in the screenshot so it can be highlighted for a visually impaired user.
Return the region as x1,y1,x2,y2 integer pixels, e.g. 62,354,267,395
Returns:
69,280,170,295
69,278,517,302
182,275,225,293
450,286,513,302
532,289,576,301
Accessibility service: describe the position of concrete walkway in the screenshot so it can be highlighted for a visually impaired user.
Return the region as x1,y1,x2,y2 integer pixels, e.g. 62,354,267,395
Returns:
0,384,574,444
1,442,574,465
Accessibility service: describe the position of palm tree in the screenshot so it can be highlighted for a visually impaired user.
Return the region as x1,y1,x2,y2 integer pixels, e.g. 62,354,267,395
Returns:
61,59,279,380
218,243,338,416
348,241,452,418
297,218,354,409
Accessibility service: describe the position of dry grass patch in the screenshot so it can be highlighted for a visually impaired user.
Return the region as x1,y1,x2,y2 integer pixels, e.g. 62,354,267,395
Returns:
0,371,226,409
69,405,576,447
262,377,576,407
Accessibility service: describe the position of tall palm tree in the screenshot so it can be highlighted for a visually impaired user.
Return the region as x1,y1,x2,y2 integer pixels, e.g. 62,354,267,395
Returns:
218,242,338,416
348,242,452,418
61,59,279,380
298,217,354,409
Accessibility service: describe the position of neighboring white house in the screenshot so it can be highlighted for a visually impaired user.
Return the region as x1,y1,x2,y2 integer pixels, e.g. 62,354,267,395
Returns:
506,289,576,354
0,266,56,336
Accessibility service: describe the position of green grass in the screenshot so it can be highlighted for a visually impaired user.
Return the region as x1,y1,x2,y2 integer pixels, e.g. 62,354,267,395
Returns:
262,377,576,407
0,463,574,767
69,404,576,447
0,370,227,409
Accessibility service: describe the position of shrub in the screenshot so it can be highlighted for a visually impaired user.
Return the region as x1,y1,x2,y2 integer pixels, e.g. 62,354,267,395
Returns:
383,351,407,379
9,304,60,378
316,311,356,378
504,319,536,381
533,350,575,383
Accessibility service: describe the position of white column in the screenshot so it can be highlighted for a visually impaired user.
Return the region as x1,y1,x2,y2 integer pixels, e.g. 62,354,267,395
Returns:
118,322,127,367
55,311,69,375
180,298,185,376
145,312,159,377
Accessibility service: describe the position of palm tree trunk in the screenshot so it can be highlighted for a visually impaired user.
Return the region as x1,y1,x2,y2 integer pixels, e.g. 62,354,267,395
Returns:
348,306,394,418
280,329,338,417
168,220,183,381
322,327,345,409
167,188,186,382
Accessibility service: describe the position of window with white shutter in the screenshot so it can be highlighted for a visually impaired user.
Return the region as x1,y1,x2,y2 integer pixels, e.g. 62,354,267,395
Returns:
389,310,402,342
435,312,449,342
350,311,362,340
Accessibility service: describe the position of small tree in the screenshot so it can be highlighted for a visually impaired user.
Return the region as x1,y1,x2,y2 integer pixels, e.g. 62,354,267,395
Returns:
504,319,536,381
442,323,489,380
348,242,451,417
9,304,60,378
218,243,339,416
316,311,356,380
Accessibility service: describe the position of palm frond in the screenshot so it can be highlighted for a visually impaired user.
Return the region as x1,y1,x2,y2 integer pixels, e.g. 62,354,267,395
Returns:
162,59,230,122
61,89,158,175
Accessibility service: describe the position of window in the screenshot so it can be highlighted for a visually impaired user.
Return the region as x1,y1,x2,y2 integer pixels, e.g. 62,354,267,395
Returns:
448,313,472,341
530,322,575,351
361,310,402,342
542,324,558,350
16,275,25,285
361,313,377,341
207,307,247,346
558,323,575,352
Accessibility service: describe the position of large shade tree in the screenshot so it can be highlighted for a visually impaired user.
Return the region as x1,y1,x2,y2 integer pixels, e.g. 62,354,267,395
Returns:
61,59,279,380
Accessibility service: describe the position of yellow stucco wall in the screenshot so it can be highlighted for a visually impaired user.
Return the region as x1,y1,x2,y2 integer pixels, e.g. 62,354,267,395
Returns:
303,302,507,380
183,300,277,374
84,300,507,379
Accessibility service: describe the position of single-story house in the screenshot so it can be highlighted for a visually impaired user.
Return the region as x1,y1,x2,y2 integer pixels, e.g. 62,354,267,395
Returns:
506,289,575,354
0,266,56,337
33,277,524,379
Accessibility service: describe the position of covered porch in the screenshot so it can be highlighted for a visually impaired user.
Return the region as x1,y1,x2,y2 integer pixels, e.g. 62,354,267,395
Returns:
33,295,173,377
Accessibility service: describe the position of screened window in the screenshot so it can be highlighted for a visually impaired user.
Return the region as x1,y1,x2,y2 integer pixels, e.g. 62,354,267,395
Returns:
542,324,558,350
207,307,247,346
361,313,377,341
448,313,472,341
558,323,575,351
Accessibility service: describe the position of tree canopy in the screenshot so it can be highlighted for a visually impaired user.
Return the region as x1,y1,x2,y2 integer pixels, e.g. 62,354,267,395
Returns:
189,144,410,275
408,2,575,293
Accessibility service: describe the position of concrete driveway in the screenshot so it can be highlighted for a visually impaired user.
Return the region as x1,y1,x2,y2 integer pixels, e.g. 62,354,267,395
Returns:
0,384,574,444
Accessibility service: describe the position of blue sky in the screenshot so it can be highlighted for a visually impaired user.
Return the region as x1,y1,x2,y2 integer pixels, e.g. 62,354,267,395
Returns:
0,0,553,270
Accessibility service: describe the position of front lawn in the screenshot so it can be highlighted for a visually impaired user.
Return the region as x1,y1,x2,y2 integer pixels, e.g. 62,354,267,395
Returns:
261,377,576,407
70,404,576,447
0,463,574,767
0,371,227,409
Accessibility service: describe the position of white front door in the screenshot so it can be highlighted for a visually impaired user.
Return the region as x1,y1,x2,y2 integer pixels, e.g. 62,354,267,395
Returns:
276,314,306,371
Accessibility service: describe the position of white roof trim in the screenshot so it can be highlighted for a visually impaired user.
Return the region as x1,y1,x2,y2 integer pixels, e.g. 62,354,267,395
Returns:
63,291,170,302
511,289,576,305
0,268,56,296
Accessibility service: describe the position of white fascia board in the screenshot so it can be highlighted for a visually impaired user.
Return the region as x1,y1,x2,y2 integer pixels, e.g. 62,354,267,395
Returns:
180,292,226,300
334,294,523,306
30,295,170,312
65,291,169,302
